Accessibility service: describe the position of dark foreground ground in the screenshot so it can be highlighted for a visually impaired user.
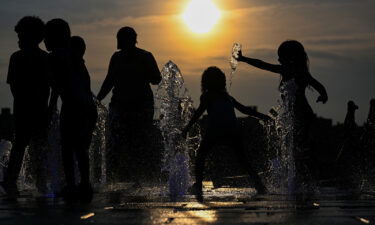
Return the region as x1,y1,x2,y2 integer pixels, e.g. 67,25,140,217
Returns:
0,183,375,225
1,183,375,225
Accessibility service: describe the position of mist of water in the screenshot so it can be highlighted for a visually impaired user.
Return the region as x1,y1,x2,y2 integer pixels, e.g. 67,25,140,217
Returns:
0,140,12,183
155,60,201,201
89,99,108,187
264,79,297,194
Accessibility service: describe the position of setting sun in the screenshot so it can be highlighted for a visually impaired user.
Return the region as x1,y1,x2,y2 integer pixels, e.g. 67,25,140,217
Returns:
182,0,221,34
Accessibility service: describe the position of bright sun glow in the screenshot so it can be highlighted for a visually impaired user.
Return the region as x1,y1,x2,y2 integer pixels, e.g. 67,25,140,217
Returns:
182,0,221,34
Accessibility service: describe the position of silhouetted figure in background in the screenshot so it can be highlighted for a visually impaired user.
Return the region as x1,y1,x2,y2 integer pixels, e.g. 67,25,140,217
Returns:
182,67,268,202
365,99,375,131
45,19,97,203
361,99,375,186
1,16,49,197
344,101,359,130
336,100,362,189
238,40,328,191
97,27,161,183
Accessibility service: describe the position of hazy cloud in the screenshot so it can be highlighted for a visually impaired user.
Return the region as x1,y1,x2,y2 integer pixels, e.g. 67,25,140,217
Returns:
0,0,374,123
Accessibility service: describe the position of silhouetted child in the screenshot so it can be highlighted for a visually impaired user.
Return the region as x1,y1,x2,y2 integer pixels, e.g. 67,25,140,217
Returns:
1,16,49,197
45,19,97,203
238,40,328,190
182,66,268,202
335,100,361,189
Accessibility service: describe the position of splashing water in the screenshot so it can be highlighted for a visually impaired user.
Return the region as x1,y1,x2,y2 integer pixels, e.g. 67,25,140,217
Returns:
89,98,108,187
15,110,63,194
155,61,201,201
46,110,63,195
265,79,297,194
229,43,241,90
0,140,12,182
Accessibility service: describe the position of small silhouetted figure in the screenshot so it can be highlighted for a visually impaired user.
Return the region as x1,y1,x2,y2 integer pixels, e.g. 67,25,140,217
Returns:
182,67,268,202
97,27,161,183
361,99,375,182
238,40,328,190
1,16,50,197
336,100,361,189
344,100,359,131
45,19,97,203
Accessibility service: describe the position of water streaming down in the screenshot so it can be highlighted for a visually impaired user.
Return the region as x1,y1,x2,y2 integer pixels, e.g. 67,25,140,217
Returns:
17,131,50,192
14,110,63,194
155,61,201,201
0,140,12,183
229,43,241,90
264,79,297,194
46,110,63,195
89,98,108,187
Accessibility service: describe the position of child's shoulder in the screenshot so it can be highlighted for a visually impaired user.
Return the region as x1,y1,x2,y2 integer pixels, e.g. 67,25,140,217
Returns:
10,50,23,60
136,47,151,56
200,92,207,100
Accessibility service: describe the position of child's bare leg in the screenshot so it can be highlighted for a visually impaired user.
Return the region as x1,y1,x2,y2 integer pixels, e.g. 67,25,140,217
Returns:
194,138,211,201
232,138,267,194
2,132,30,195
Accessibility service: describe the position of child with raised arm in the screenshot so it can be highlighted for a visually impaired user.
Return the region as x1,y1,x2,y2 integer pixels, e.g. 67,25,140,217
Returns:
237,40,328,190
182,66,268,202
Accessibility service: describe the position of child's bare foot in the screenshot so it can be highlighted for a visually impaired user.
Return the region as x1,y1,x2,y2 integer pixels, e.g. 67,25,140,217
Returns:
190,183,203,202
196,191,203,202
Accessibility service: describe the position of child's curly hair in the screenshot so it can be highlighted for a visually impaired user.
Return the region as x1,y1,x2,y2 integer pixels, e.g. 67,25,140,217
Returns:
278,40,309,73
15,16,45,45
201,66,226,93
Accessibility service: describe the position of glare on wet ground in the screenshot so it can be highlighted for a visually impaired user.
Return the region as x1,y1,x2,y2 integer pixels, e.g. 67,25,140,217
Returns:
1,183,375,225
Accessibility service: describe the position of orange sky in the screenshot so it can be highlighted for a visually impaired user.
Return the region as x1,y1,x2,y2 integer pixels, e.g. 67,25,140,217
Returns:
0,0,374,123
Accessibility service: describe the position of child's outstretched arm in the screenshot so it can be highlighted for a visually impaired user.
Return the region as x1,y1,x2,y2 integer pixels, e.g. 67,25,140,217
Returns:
146,52,162,85
231,97,271,122
97,54,116,101
307,73,328,104
237,50,282,74
182,97,207,137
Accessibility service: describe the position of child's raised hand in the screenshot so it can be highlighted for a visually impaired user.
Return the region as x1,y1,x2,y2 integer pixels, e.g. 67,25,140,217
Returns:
316,95,328,104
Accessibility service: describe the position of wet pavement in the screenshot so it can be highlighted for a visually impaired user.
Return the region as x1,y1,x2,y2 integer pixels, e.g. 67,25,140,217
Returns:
1,183,375,225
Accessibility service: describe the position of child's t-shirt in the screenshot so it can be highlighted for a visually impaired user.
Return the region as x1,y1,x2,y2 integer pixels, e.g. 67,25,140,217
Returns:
7,48,49,115
201,91,238,137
